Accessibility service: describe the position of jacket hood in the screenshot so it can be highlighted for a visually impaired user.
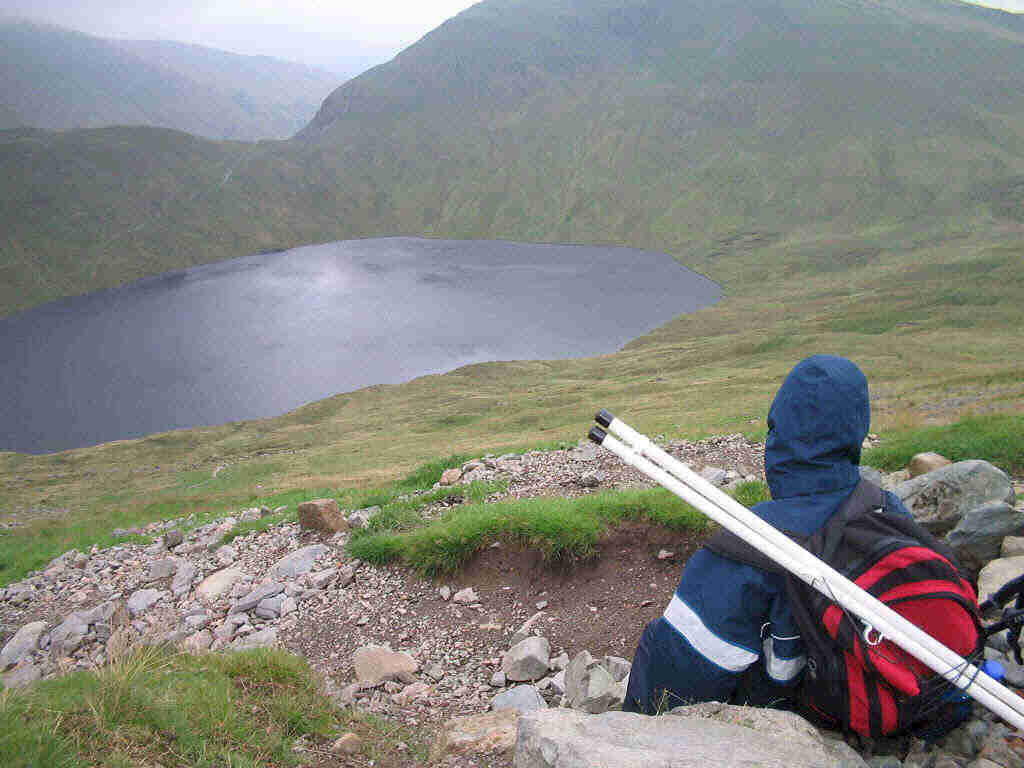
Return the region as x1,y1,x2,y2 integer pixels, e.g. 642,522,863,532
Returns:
765,355,870,500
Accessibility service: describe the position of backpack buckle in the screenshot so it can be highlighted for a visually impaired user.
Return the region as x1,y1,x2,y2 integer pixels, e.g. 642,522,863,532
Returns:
863,624,884,646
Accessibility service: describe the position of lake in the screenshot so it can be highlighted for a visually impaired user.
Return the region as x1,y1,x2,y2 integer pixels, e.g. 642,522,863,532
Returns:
0,238,721,454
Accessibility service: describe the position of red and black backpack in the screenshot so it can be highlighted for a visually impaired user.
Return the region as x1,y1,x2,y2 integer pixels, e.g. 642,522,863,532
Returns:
708,478,984,738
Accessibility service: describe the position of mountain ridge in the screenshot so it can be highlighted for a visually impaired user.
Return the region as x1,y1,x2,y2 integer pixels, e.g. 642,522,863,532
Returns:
0,19,341,141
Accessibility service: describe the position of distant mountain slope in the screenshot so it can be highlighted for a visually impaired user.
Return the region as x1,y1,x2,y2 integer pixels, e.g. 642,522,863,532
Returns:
2,0,1024,317
0,20,340,140
297,0,1024,245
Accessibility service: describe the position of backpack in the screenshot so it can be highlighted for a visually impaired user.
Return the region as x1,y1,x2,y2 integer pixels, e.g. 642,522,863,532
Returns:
706,478,984,738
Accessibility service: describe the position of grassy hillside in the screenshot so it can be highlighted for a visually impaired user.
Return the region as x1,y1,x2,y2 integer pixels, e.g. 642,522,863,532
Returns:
2,0,1024,317
0,20,340,141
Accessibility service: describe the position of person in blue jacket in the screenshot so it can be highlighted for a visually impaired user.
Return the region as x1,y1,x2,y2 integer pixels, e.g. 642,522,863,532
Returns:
623,354,912,714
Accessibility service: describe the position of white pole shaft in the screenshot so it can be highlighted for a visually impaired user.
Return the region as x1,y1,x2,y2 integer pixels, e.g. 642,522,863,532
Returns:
597,428,1024,731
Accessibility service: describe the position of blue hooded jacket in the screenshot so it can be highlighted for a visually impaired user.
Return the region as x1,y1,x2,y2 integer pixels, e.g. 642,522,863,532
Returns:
623,355,909,713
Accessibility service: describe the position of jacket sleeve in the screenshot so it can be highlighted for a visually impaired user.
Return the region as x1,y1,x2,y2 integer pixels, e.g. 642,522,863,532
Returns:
651,548,775,705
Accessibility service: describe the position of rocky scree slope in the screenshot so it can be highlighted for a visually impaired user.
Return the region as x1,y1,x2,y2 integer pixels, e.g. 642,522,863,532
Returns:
2,436,1024,767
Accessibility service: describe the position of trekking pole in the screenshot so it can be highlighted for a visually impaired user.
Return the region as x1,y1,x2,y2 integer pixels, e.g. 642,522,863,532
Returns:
588,410,1024,732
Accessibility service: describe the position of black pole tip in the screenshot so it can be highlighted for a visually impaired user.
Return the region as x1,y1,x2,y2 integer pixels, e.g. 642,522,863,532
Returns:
588,426,607,445
595,409,614,428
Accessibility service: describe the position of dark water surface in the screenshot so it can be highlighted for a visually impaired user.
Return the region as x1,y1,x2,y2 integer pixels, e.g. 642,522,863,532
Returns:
1,238,721,453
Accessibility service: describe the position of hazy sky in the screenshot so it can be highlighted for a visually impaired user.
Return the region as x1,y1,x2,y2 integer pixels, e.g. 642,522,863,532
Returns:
1,0,480,76
3,0,1022,76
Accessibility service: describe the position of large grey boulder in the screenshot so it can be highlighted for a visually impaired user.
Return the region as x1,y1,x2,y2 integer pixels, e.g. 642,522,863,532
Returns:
270,545,329,580
491,685,547,713
1,621,47,670
945,502,1024,572
895,460,1016,535
503,637,550,682
512,705,868,768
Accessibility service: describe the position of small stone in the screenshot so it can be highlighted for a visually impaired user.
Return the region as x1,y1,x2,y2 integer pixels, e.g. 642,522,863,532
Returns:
171,561,198,598
297,499,348,533
239,508,261,522
163,530,184,549
183,613,210,630
510,611,545,646
439,586,452,601
270,545,329,580
1002,537,1024,558
548,670,566,695
453,587,479,605
280,597,297,617
393,681,431,705
127,588,164,617
502,636,550,682
490,670,507,687
426,663,445,681
230,627,277,650
2,662,41,688
1,621,47,670
700,466,728,486
536,600,549,610
347,506,380,529
353,645,418,685
491,685,546,713
550,652,570,671
430,710,519,759
331,733,362,755
309,568,338,589
147,558,177,581
196,567,247,603
657,549,675,560
603,656,632,683
337,566,356,588
230,582,285,614
255,595,284,619
184,630,214,653
215,545,236,566
440,468,463,486
578,471,605,488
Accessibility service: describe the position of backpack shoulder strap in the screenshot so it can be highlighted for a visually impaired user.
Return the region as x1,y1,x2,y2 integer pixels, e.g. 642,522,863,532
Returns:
705,527,787,574
819,477,886,562
705,477,885,574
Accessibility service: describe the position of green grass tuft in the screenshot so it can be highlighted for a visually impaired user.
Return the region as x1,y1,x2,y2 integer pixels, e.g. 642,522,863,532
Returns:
863,414,1024,475
0,647,339,768
346,487,709,575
